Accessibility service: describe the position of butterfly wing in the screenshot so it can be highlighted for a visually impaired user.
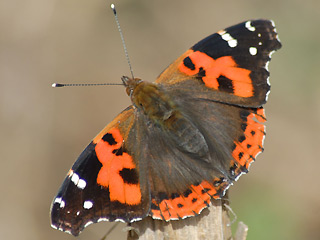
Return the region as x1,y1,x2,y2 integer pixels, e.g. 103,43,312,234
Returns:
51,19,281,235
156,19,281,107
143,19,281,219
50,106,151,236
129,100,267,220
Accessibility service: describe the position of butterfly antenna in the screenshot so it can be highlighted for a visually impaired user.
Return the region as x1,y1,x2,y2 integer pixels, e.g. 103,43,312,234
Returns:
51,83,123,88
111,3,135,79
51,4,134,88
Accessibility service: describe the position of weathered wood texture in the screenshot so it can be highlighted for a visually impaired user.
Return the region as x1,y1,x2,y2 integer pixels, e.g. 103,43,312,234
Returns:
234,221,248,240
127,198,235,240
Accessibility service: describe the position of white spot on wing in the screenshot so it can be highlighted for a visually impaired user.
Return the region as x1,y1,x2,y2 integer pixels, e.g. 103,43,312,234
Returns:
53,197,65,209
266,61,270,71
77,179,86,189
60,200,65,208
84,221,93,228
83,200,93,209
70,172,87,189
127,217,142,222
71,172,79,185
269,50,276,58
97,218,108,223
228,39,237,48
245,21,255,31
51,224,58,230
265,50,275,72
115,218,126,223
249,47,257,55
265,87,271,101
218,30,238,48
54,197,62,204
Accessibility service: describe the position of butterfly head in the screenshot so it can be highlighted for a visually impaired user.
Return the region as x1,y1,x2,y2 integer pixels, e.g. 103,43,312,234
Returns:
121,76,142,97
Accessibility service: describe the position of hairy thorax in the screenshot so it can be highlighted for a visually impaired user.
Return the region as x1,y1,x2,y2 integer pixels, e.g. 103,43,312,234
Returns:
123,77,209,157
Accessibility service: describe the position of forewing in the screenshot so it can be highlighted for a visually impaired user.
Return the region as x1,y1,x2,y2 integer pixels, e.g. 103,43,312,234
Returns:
156,19,281,107
50,106,150,236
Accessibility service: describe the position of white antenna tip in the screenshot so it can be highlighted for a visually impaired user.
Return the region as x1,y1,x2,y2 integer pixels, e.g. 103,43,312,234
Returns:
110,4,116,14
52,83,64,88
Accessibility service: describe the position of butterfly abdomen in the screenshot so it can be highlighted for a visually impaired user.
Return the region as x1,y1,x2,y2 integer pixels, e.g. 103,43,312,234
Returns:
165,112,209,156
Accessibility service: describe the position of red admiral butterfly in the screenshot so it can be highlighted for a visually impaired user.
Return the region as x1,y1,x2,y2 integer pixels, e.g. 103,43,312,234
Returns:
50,19,281,236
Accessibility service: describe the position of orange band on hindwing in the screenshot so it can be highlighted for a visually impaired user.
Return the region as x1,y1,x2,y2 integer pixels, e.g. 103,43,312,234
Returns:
95,128,141,205
232,108,266,169
150,179,230,220
179,50,253,97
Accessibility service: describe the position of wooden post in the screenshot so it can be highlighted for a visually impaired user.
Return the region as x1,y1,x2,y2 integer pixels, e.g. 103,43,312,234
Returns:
127,198,233,240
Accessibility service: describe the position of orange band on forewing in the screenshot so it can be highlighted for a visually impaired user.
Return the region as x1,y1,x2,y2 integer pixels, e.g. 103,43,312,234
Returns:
179,51,253,97
95,128,141,205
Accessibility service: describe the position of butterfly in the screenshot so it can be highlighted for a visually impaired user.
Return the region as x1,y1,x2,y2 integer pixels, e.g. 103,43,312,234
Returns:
50,19,281,236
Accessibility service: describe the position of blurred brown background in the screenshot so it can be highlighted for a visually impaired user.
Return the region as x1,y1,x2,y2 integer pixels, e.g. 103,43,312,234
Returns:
1,0,319,239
